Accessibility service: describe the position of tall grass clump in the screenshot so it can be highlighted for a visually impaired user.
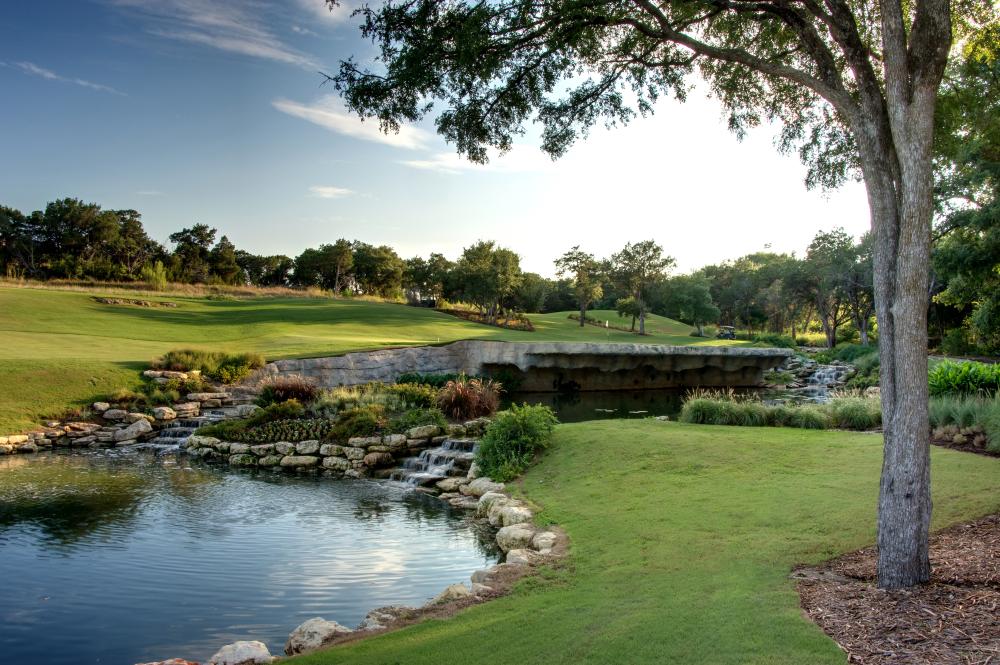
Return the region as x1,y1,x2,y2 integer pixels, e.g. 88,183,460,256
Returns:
928,394,1000,453
437,376,502,420
154,349,265,383
826,391,882,430
256,375,319,407
928,360,1000,397
475,404,559,481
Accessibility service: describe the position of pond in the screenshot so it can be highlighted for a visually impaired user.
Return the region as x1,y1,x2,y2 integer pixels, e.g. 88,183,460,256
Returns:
0,450,499,665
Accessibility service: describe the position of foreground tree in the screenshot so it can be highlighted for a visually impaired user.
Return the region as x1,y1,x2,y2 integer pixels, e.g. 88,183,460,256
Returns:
554,246,603,326
325,0,980,588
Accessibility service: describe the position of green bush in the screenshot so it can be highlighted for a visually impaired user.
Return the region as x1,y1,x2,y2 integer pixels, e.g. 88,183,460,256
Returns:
386,383,439,408
390,407,448,434
928,360,1000,397
826,396,881,430
256,375,319,407
331,405,386,441
437,375,502,420
940,328,975,356
928,394,1000,453
154,349,265,383
815,343,877,364
396,372,464,388
475,404,558,481
751,333,797,349
678,392,876,430
196,399,305,440
787,407,830,429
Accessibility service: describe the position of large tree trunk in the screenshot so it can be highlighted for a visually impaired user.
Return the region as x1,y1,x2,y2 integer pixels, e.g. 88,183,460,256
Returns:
579,301,586,326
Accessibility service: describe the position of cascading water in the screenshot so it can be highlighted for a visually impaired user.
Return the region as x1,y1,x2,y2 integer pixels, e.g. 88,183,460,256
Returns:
390,438,477,486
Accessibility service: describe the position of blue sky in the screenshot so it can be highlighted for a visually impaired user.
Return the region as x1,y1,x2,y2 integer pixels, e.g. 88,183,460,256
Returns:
0,0,871,275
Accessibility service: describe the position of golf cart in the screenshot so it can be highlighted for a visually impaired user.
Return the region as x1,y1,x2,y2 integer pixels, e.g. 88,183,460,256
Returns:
717,325,736,340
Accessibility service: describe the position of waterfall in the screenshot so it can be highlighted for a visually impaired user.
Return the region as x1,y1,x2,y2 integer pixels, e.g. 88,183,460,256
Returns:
390,438,477,486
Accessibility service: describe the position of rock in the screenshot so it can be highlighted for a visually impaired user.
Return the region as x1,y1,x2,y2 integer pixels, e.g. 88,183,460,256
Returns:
505,548,539,565
498,505,533,527
103,408,128,421
229,454,257,467
466,462,481,479
92,401,110,412
207,640,272,665
471,583,493,595
280,455,319,468
153,406,177,421
258,455,283,467
496,524,535,552
406,424,440,439
173,402,199,415
0,444,13,455
284,617,353,655
186,435,220,450
363,452,394,467
322,457,350,471
383,433,407,447
235,404,261,417
476,491,508,518
435,477,468,492
461,477,504,497
203,399,222,408
343,446,365,460
126,412,153,424
229,442,251,454
319,443,343,456
114,418,152,442
446,423,467,436
296,440,320,455
449,496,479,510
347,435,381,447
357,605,414,631
430,583,472,604
7,434,29,445
115,439,139,447
187,392,230,402
531,531,558,553
17,441,39,453
275,441,296,455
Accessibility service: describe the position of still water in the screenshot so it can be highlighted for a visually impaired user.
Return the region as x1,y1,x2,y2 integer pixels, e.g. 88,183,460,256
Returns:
0,450,498,665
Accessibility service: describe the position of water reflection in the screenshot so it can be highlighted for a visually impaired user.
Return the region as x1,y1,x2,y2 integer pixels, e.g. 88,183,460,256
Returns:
0,451,497,665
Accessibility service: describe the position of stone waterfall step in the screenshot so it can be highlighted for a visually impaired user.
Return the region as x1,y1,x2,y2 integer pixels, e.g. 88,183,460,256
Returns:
390,438,478,487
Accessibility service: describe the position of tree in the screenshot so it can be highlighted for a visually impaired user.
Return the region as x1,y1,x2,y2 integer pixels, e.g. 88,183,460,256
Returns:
453,241,523,320
209,235,242,285
512,272,551,313
554,246,603,326
805,229,856,348
609,241,675,335
169,224,216,283
236,251,294,287
352,242,404,297
652,275,720,336
844,235,876,345
325,0,975,586
110,210,164,280
328,238,354,294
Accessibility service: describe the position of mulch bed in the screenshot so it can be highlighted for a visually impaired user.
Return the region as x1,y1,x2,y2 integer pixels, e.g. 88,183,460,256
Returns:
796,514,1000,664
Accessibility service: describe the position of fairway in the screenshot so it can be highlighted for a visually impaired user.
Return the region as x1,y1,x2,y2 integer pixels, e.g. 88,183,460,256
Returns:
0,287,740,432
291,421,1000,665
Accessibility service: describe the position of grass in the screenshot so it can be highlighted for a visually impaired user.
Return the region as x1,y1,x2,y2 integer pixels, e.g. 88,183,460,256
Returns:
0,287,744,432
290,420,1000,665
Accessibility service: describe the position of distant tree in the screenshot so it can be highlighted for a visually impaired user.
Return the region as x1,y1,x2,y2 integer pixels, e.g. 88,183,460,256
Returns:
209,235,242,285
512,272,550,313
169,224,216,283
652,275,720,337
609,241,674,335
542,278,577,313
614,296,642,329
328,239,354,294
352,242,404,297
554,246,603,326
236,251,294,287
453,240,523,321
844,235,876,345
110,210,164,280
805,229,856,348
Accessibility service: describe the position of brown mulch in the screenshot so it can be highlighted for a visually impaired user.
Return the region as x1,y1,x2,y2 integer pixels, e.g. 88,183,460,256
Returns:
796,514,1000,664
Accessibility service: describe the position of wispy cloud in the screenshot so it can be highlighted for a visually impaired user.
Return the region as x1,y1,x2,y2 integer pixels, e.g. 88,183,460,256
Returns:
309,185,354,199
291,25,318,37
111,0,319,69
273,95,431,150
11,61,126,96
401,150,550,175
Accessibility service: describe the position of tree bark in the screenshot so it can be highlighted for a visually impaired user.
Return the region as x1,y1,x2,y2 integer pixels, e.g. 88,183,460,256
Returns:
579,301,586,326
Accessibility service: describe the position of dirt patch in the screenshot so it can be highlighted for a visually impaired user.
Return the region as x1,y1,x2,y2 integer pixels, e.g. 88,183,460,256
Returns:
796,514,1000,664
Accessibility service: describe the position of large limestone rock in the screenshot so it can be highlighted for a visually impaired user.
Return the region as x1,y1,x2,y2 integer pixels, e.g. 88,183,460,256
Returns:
430,583,472,604
532,531,558,553
476,491,508,518
103,408,127,421
114,418,152,442
357,605,414,631
363,451,394,467
296,440,320,455
496,524,535,552
406,424,440,439
461,477,504,497
152,406,176,421
284,617,353,655
207,640,272,665
280,455,319,468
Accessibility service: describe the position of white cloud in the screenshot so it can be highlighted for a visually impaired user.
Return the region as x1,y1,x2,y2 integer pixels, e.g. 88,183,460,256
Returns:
14,61,126,95
400,149,552,175
111,0,318,69
273,95,431,150
309,185,354,199
291,25,318,36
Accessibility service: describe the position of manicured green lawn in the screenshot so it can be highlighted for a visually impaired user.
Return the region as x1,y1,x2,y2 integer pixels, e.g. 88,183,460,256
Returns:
291,421,1000,665
0,287,740,432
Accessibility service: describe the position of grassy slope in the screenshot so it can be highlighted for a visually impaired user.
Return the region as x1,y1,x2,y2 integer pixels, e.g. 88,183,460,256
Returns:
292,421,1000,665
0,287,739,431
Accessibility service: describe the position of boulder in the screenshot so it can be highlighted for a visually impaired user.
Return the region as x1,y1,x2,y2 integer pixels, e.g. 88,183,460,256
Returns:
249,443,275,456
115,439,139,447
280,455,319,468
152,406,177,421
347,436,381,447
363,452,394,467
406,424,440,439
531,531,558,553
357,605,414,631
383,433,407,447
435,477,468,492
186,435,220,450
471,583,493,596
498,505,533,527
235,404,261,417
322,457,350,471
430,583,472,604
343,446,365,460
92,401,111,412
7,434,29,445
468,460,483,479
296,440,320,455
114,418,152,442
187,392,230,402
505,549,540,566
449,496,479,510
207,640,272,665
103,409,127,421
229,454,257,467
0,444,13,455
17,441,39,453
461,477,504,497
258,455,283,467
496,524,535,552
284,617,353,655
319,443,343,456
229,443,251,455
274,441,296,455
476,491,508,518
126,412,153,424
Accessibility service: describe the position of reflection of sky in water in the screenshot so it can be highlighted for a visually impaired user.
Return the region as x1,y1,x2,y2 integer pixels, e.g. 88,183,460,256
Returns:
0,451,498,665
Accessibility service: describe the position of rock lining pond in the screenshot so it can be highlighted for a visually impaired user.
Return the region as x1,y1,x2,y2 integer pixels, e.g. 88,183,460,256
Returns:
0,450,499,665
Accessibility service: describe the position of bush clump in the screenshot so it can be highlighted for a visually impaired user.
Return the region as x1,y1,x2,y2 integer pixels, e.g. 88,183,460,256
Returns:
437,376,502,420
826,393,882,430
751,333,797,349
678,390,874,431
397,372,464,388
256,375,319,407
196,399,306,440
386,383,439,408
154,349,265,383
475,404,559,481
928,360,1000,397
390,407,448,434
331,405,386,441
929,394,1000,452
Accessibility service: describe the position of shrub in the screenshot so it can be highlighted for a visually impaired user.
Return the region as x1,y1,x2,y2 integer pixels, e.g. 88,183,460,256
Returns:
679,391,837,430
256,375,319,407
390,407,448,434
815,342,877,364
475,404,558,481
928,394,1000,453
154,349,265,383
826,395,882,430
331,405,386,441
940,328,975,356
196,399,310,441
386,383,439,408
787,407,830,429
928,360,1000,397
396,372,463,388
751,333,797,349
437,376,502,420
140,260,168,291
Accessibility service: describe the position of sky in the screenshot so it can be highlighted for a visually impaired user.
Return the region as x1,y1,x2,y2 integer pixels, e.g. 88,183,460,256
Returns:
0,0,873,276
